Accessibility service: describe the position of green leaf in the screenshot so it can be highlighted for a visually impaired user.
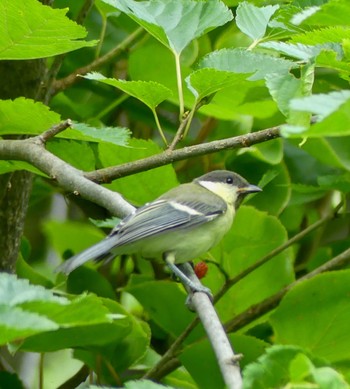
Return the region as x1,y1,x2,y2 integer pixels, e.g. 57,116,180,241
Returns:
261,41,342,61
0,305,59,345
19,296,130,352
270,270,350,363
0,274,66,344
95,0,120,20
316,50,350,78
210,206,294,322
0,98,60,136
83,72,172,110
242,345,307,389
198,48,295,81
126,277,193,338
43,220,105,260
16,256,54,289
290,91,350,120
185,68,248,101
236,2,279,41
103,0,233,54
265,72,303,117
67,122,131,146
290,26,350,45
74,302,150,373
0,0,97,60
0,102,125,154
302,0,350,27
283,91,350,138
46,140,96,171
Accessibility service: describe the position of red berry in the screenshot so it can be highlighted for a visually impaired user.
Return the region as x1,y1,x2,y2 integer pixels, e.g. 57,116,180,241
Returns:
194,262,208,279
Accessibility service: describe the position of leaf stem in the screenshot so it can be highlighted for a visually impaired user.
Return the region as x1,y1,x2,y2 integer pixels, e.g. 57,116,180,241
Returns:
174,53,184,120
95,17,107,59
152,109,168,146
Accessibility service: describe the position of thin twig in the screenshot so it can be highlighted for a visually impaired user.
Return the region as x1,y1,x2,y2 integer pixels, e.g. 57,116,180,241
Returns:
168,111,192,150
168,97,216,150
52,28,145,95
86,125,281,183
37,119,73,143
76,0,94,25
143,318,199,380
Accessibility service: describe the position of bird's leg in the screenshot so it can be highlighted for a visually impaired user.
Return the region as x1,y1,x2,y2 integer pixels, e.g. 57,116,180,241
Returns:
163,252,213,301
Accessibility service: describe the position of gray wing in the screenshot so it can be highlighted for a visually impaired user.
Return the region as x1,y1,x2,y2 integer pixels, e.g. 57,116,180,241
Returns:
57,195,225,275
110,198,225,245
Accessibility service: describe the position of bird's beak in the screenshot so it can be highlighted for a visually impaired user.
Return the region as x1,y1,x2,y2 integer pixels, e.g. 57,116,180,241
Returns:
238,184,262,194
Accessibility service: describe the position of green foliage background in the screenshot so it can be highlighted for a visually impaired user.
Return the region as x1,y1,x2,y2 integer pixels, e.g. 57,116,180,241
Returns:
1,0,350,388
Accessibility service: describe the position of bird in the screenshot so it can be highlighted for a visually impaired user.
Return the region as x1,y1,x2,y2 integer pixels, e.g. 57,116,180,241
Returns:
56,170,261,294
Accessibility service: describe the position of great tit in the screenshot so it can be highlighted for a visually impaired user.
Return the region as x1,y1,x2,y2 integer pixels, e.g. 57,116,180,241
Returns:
57,170,261,292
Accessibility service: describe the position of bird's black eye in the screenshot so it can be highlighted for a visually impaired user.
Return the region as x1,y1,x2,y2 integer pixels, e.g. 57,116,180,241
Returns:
226,176,233,184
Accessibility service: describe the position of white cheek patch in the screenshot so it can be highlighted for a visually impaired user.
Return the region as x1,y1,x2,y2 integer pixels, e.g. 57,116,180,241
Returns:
198,180,238,204
169,201,203,215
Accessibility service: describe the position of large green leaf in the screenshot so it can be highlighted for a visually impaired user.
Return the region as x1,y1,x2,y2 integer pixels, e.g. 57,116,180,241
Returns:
126,277,193,338
0,0,96,60
198,48,296,81
19,296,130,352
0,98,60,135
209,206,294,322
83,72,173,109
282,91,350,137
0,274,124,347
68,123,131,146
270,271,350,363
0,98,129,145
185,68,248,101
236,2,279,41
103,0,233,54
302,0,350,27
265,72,303,117
43,220,105,260
261,41,342,61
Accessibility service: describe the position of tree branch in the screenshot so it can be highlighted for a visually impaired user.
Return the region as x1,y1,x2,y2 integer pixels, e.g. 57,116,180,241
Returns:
0,133,134,218
85,125,281,183
180,263,243,389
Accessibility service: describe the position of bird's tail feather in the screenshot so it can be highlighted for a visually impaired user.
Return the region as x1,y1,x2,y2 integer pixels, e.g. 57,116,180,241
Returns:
56,236,119,275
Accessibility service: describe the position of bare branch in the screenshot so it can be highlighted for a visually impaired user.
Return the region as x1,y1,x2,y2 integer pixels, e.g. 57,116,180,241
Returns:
37,119,73,143
86,125,281,183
